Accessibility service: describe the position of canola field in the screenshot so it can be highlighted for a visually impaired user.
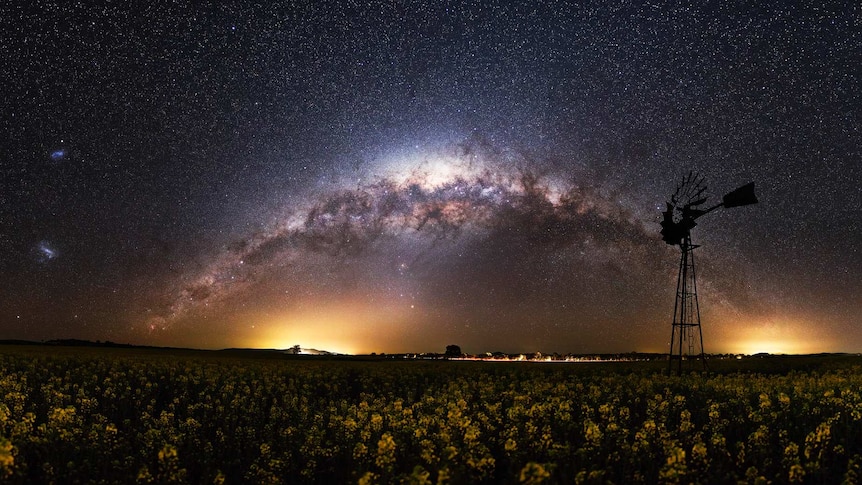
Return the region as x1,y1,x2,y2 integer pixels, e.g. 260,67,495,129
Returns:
1,346,861,484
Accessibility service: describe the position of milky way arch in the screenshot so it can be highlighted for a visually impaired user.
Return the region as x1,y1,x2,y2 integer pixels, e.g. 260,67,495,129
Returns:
143,146,679,333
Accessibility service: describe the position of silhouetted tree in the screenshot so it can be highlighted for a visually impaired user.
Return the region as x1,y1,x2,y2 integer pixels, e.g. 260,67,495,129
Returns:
288,345,301,355
445,345,463,358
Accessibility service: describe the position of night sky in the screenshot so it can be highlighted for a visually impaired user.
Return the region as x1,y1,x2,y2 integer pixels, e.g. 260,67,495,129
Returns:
2,2,859,355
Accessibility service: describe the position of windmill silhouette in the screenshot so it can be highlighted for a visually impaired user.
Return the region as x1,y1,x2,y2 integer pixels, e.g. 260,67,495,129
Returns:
660,172,758,375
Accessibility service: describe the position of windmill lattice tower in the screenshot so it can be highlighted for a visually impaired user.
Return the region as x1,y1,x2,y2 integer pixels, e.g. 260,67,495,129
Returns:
668,234,704,374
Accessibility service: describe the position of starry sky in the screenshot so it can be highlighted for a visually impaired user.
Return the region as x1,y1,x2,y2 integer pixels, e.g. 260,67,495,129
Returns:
1,1,859,355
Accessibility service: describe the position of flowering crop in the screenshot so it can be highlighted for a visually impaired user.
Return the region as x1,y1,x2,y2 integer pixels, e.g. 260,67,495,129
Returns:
0,347,861,483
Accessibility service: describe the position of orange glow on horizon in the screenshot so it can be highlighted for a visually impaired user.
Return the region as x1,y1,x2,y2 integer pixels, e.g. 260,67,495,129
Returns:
242,302,418,355
721,317,836,355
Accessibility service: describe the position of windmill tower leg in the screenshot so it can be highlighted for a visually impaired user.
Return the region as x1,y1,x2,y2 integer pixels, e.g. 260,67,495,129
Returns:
668,235,707,375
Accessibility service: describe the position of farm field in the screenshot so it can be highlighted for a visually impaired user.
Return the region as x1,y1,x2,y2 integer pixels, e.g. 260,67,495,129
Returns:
1,346,861,483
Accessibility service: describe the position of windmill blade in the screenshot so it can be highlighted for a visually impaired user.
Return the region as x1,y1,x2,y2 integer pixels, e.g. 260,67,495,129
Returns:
680,171,693,195
668,171,715,212
674,172,708,207
672,174,688,204
674,172,692,202
689,173,705,196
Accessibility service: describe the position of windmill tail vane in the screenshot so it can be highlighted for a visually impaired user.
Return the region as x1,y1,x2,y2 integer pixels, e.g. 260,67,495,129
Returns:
721,182,758,208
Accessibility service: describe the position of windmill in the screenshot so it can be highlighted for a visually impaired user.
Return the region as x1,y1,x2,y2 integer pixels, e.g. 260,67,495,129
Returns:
660,172,758,375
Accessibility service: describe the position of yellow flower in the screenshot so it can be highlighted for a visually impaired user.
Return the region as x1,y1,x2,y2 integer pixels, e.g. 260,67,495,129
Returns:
0,438,14,477
692,442,707,462
344,418,358,432
408,465,432,485
519,462,550,484
371,414,384,431
158,444,178,462
136,465,153,483
788,464,805,483
353,442,368,460
375,433,396,470
504,438,517,453
436,466,451,485
357,471,377,485
584,420,602,446
443,445,458,461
